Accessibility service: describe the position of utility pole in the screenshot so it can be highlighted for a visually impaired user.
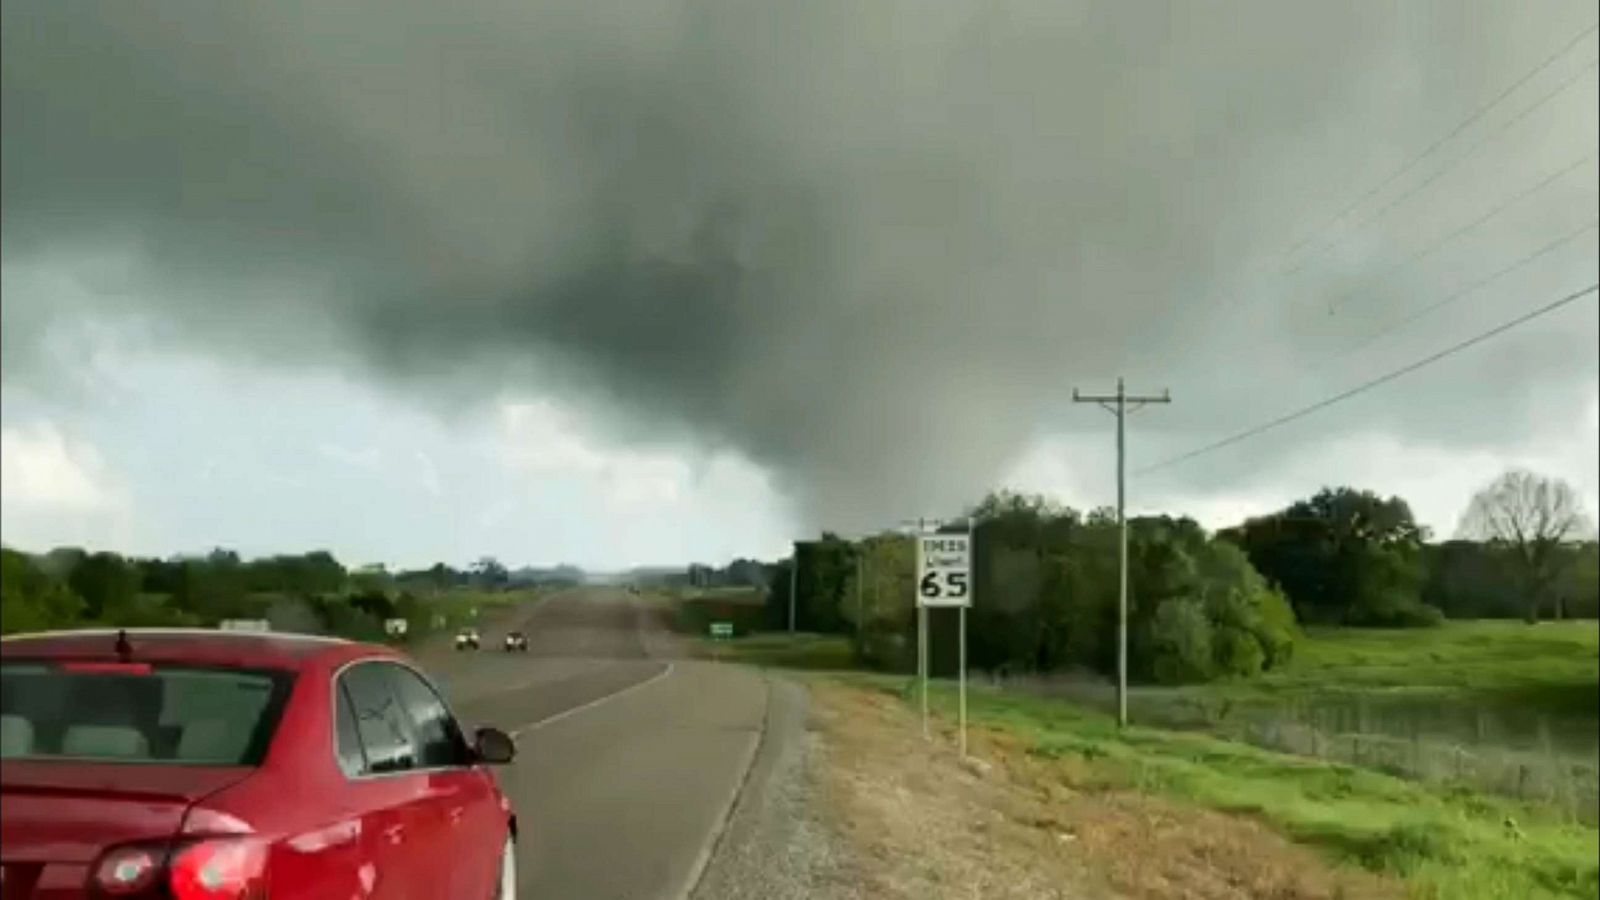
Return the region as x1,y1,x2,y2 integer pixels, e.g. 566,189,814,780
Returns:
788,545,799,633
1073,377,1170,729
855,550,864,639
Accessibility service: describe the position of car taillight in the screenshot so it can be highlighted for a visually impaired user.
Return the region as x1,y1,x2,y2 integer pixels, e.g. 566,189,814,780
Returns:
91,845,162,895
90,838,268,900
168,838,268,900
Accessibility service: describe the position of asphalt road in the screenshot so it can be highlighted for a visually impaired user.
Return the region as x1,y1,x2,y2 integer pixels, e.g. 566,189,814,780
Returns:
417,588,770,900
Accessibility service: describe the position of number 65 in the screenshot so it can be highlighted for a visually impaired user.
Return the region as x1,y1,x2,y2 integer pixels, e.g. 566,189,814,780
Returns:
919,572,968,599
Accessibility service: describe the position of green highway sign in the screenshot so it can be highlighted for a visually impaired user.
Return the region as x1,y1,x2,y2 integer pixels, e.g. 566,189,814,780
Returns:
709,622,734,639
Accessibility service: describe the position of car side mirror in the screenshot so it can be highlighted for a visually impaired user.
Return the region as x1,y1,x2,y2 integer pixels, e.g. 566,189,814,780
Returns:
473,726,516,765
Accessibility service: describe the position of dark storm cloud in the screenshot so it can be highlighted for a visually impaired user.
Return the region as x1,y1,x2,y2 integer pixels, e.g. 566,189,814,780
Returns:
4,0,1597,527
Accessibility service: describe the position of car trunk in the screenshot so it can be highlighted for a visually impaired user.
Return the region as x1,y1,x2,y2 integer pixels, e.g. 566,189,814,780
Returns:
0,761,254,896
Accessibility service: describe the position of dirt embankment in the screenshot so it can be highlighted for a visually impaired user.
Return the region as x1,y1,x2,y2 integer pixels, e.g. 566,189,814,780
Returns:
807,680,1399,900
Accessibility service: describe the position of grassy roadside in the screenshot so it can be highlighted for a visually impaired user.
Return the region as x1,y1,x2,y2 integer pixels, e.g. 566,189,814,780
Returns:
684,620,1598,898
839,673,1598,900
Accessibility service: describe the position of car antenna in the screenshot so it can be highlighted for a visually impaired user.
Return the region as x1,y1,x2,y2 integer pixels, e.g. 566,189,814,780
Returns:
114,629,133,661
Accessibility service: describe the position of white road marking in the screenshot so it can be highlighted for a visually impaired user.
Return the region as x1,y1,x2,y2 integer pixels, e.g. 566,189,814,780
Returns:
510,662,675,737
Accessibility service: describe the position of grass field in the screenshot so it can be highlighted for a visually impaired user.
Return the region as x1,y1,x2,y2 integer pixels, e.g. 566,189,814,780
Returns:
1228,620,1599,708
991,621,1600,820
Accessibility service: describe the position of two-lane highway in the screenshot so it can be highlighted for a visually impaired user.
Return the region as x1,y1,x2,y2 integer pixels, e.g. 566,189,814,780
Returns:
420,588,769,900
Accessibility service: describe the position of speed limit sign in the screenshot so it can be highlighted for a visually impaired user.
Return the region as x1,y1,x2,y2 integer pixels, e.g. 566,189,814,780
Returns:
916,532,972,607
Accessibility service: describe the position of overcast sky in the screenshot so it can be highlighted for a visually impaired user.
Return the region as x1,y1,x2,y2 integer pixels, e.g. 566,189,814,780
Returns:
3,1,1597,570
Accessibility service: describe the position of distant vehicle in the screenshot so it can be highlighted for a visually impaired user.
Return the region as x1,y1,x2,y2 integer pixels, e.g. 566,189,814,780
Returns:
503,631,528,653
0,628,519,899
455,627,481,650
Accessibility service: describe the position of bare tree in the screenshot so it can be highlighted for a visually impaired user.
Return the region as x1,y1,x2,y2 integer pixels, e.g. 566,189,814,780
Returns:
1457,470,1593,622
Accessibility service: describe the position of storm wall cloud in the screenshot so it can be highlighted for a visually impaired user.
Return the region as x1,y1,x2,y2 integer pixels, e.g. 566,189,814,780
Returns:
4,0,1596,530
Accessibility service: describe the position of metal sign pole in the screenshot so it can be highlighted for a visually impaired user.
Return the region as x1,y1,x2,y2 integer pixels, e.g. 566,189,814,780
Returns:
918,604,929,740
958,605,967,756
959,518,971,757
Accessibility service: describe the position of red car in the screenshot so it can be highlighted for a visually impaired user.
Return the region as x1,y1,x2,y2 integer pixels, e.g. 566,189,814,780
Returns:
0,628,519,899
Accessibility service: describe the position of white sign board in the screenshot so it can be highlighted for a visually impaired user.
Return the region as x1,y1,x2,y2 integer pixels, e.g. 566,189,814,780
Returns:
384,618,409,637
218,619,271,632
916,532,972,607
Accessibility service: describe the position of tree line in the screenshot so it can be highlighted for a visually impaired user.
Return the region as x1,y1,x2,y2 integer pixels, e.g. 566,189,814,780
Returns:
0,549,540,639
752,470,1597,685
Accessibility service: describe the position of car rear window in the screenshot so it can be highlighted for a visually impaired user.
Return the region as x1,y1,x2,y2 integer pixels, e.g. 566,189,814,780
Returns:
0,662,292,766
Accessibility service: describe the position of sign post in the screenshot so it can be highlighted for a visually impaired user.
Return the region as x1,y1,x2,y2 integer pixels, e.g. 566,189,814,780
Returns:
709,621,733,662
915,521,973,755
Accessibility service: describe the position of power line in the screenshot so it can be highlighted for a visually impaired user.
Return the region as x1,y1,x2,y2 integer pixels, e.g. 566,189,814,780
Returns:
1278,22,1599,267
1315,218,1598,369
1137,283,1599,476
1322,152,1594,317
1285,56,1598,277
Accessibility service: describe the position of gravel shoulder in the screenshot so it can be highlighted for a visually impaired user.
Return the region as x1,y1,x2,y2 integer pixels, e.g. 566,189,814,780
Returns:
691,672,864,900
693,669,1102,900
698,673,1400,900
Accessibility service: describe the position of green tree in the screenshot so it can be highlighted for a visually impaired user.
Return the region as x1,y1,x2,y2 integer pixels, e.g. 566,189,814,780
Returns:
350,563,395,594
472,557,509,588
1422,541,1522,618
795,534,856,634
839,534,917,670
1146,598,1213,684
171,550,251,620
962,494,1296,683
1197,540,1298,672
968,492,1089,673
1222,487,1437,627
1557,542,1599,619
763,558,795,631
1,548,85,633
1126,517,1298,682
67,552,141,621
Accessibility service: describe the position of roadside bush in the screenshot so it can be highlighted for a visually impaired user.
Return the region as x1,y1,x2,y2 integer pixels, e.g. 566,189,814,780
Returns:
1199,541,1300,672
1212,625,1266,677
1254,585,1299,668
1147,599,1214,684
1373,601,1446,629
1128,524,1302,684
